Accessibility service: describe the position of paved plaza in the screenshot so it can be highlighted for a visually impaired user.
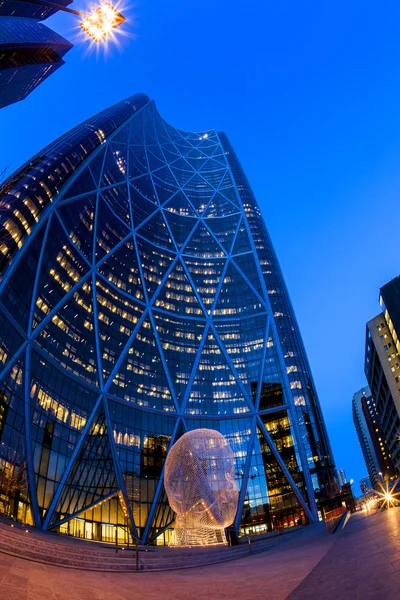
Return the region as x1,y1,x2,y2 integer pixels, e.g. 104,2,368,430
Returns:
0,510,399,599
289,508,400,600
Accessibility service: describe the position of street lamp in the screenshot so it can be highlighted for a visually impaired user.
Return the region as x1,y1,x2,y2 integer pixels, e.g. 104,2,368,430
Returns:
9,0,126,42
80,3,126,42
375,479,400,509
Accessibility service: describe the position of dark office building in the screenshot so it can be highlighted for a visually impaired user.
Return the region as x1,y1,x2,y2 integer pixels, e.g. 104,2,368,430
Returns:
352,386,394,488
0,0,72,109
365,276,400,475
0,94,338,544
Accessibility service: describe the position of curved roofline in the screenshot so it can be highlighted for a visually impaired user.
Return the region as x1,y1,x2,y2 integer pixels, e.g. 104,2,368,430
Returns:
150,98,220,139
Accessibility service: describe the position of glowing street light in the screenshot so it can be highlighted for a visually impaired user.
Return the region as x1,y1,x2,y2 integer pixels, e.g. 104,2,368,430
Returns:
374,479,400,509
4,0,127,43
80,3,126,42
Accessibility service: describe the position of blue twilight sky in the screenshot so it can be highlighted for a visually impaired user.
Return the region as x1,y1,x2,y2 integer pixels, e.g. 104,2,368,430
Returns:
2,0,400,492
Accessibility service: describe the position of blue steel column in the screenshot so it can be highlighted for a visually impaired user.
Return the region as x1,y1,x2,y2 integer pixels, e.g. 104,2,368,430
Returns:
43,394,104,530
24,344,41,527
103,397,139,540
143,417,182,542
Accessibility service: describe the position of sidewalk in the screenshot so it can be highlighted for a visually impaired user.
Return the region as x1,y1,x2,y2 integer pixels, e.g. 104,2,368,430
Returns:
289,508,400,599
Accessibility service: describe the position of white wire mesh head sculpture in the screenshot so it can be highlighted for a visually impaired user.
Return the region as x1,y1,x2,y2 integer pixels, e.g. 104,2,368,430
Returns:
164,429,239,546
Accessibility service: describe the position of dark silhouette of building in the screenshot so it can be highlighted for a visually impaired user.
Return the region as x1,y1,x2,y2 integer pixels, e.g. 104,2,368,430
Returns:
365,276,400,476
0,0,72,108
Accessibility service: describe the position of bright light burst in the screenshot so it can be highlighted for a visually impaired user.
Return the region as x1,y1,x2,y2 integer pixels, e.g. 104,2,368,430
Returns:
374,479,400,509
80,2,126,42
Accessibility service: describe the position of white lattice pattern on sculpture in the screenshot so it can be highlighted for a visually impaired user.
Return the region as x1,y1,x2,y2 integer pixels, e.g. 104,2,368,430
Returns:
164,429,239,546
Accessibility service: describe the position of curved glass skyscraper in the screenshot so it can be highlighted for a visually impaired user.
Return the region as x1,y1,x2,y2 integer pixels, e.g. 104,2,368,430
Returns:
0,94,337,544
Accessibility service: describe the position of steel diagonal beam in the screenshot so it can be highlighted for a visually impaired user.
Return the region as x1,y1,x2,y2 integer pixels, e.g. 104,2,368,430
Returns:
125,161,169,182
201,218,231,257
158,209,179,254
143,136,176,215
0,341,28,383
256,415,314,523
209,257,230,316
200,172,238,216
175,218,201,254
129,192,150,304
179,259,210,320
29,267,92,341
50,489,119,529
230,257,269,310
24,344,41,526
179,322,210,414
180,144,209,161
258,404,291,416
102,308,149,392
95,270,146,309
54,211,92,268
124,129,145,236
134,206,161,234
99,192,132,232
0,212,51,297
42,393,104,530
91,186,102,268
103,397,139,540
27,212,54,337
146,517,176,543
57,191,98,207
142,416,182,542
0,301,28,341
233,414,257,533
30,342,100,394
209,323,254,412
255,316,271,411
148,310,180,413
91,271,104,390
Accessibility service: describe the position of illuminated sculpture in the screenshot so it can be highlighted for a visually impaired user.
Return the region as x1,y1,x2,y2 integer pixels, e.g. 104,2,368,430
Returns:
164,429,239,546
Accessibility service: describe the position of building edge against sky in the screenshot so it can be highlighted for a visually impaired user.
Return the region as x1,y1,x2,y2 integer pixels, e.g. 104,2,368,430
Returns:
0,0,73,109
0,93,339,544
364,276,400,480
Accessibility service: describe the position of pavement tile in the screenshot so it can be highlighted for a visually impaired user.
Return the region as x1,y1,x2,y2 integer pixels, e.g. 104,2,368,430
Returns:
0,582,28,600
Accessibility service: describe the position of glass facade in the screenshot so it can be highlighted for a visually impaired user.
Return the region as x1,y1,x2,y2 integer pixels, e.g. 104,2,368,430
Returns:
0,3,73,109
0,94,337,544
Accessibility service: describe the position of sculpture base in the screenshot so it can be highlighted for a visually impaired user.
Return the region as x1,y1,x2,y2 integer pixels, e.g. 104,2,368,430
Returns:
169,527,227,547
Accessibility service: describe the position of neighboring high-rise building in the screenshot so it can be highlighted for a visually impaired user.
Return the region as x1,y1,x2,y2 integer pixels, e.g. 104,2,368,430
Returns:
352,386,393,488
338,469,347,487
0,94,338,544
0,0,73,109
365,277,400,474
